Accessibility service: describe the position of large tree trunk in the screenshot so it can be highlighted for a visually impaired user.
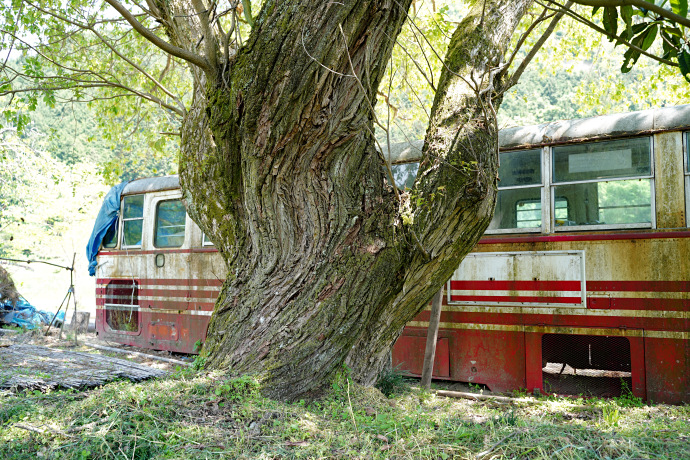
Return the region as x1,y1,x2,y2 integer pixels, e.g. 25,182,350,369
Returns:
171,0,531,400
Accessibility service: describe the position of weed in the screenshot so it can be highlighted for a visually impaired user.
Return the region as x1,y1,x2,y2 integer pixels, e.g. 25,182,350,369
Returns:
492,410,519,426
468,382,484,394
214,375,260,401
190,354,207,371
511,387,529,398
375,365,409,397
600,404,621,427
615,379,644,407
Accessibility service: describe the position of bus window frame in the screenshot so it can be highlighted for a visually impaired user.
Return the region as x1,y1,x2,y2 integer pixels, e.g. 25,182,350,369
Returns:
121,194,145,249
153,198,188,249
486,147,546,235
680,131,690,227
550,136,655,232
202,233,215,246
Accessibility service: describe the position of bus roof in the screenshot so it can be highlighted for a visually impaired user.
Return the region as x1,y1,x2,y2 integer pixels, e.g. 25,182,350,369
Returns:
122,175,180,195
384,104,690,164
499,103,690,150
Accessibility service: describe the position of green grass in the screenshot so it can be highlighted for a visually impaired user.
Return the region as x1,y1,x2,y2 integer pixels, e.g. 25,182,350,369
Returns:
0,370,688,459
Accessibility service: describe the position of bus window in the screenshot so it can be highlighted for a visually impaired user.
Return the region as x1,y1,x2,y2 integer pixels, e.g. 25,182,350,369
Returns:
514,197,569,228
202,233,215,246
488,149,542,231
552,138,652,228
553,197,570,226
122,195,144,247
155,199,186,248
102,220,118,248
390,162,419,190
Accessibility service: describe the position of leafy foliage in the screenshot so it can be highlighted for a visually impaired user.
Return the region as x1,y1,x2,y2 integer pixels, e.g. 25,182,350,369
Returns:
591,0,690,81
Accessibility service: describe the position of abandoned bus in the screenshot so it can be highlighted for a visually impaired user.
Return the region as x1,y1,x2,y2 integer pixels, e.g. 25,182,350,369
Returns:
92,105,690,404
391,104,690,404
92,176,225,354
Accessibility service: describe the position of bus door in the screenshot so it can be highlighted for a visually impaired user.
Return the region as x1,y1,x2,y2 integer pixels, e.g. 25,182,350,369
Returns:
145,193,190,351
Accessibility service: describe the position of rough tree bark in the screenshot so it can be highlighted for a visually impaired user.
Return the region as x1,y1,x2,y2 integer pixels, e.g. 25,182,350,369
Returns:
148,0,532,400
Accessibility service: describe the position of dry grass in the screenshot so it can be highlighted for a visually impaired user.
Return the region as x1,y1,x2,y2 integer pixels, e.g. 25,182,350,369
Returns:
0,363,688,459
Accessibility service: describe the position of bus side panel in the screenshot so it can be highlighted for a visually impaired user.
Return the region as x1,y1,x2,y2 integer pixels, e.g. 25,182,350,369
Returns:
143,310,211,354
644,337,688,404
449,328,525,392
393,323,526,392
391,329,450,378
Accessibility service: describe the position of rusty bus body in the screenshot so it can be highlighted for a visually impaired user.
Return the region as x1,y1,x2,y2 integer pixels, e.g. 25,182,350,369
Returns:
392,105,690,404
95,177,225,353
95,105,689,403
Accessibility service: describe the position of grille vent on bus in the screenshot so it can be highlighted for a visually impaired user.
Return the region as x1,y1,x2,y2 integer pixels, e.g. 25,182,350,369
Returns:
542,334,632,398
105,280,140,333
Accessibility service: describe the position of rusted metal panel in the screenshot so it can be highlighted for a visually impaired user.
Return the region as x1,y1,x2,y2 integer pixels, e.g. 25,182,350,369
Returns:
391,335,450,378
448,251,585,308
644,338,688,404
449,329,526,392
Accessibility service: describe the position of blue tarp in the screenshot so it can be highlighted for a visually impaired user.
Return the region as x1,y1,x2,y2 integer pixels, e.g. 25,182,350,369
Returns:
0,297,65,329
86,182,128,276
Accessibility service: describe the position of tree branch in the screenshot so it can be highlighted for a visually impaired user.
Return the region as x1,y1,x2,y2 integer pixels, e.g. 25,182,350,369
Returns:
541,0,678,67
570,0,690,29
191,0,219,76
241,0,255,27
506,1,573,90
505,7,553,71
102,0,213,72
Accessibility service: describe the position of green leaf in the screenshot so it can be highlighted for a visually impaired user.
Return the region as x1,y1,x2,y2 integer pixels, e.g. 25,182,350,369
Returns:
670,0,688,18
663,26,684,38
661,30,679,59
678,50,690,82
621,6,633,40
621,47,641,73
603,7,619,40
631,23,649,35
641,24,658,51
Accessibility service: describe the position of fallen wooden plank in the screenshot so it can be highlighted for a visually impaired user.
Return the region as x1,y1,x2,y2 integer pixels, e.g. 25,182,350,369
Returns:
0,344,167,392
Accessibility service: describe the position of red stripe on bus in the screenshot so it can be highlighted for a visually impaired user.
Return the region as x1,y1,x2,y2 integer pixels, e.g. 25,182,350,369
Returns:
479,230,690,245
98,247,219,255
96,288,220,298
96,299,215,310
587,280,690,292
450,280,581,291
139,289,219,299
449,295,582,304
97,278,224,287
146,300,214,310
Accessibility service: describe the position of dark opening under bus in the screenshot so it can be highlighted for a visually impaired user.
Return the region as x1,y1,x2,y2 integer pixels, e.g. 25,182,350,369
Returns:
542,334,632,398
